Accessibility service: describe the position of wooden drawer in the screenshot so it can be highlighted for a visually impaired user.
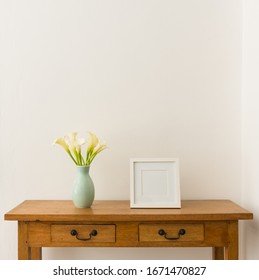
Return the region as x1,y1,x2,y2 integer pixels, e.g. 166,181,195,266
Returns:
51,224,115,243
139,223,204,242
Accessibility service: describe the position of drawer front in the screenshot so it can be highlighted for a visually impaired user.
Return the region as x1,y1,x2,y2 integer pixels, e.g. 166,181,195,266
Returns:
139,223,204,242
51,224,115,243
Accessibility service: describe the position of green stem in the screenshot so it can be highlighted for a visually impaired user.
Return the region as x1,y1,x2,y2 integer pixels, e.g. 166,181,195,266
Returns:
80,154,85,166
67,150,78,165
73,148,81,165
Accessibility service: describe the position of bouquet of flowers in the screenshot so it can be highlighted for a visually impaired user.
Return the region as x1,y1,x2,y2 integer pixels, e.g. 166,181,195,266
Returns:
53,132,107,166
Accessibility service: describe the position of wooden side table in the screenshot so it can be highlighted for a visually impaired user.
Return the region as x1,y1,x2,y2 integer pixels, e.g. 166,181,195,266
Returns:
4,200,253,260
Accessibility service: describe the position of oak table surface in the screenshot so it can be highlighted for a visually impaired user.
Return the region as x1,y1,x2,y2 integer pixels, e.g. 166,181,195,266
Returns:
4,200,253,260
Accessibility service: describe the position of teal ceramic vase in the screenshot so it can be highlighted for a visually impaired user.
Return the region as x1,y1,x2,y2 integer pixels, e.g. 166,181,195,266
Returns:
72,166,95,208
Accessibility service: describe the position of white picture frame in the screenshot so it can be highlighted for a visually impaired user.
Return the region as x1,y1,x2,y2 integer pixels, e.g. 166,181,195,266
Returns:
130,158,181,208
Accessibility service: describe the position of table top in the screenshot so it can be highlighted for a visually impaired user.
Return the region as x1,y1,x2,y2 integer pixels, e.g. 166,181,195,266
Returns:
4,200,253,222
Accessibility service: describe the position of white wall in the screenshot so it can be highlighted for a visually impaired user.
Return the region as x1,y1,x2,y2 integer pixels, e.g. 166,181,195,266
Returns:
0,0,244,259
242,0,259,259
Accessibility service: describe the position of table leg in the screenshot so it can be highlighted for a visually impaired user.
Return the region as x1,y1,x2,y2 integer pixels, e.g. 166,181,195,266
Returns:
224,221,238,260
30,247,42,260
18,222,29,260
212,247,224,260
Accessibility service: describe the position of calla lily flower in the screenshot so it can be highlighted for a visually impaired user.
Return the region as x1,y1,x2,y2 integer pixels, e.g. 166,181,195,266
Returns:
64,133,86,165
87,132,99,153
54,131,107,166
53,137,78,165
53,138,69,152
85,132,107,166
93,141,107,155
65,133,85,151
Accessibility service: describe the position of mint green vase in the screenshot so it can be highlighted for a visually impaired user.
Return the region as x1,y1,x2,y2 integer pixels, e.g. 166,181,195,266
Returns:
72,166,95,208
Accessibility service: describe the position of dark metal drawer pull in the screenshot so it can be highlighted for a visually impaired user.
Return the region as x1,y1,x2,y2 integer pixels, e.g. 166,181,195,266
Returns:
158,228,186,240
70,229,98,241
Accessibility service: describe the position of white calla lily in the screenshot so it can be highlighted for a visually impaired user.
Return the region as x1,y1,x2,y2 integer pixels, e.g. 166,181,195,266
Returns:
93,141,107,154
85,132,107,165
53,138,69,152
53,137,78,165
87,132,98,152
